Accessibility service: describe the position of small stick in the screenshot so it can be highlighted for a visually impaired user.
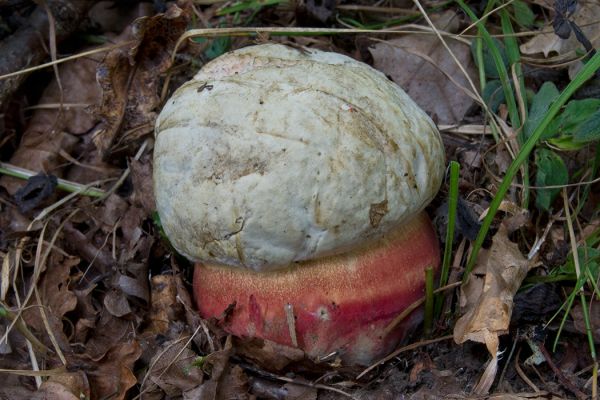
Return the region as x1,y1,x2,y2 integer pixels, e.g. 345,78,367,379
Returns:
285,303,298,347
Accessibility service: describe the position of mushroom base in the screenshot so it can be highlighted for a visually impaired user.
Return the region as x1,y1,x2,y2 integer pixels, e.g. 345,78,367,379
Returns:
193,212,440,366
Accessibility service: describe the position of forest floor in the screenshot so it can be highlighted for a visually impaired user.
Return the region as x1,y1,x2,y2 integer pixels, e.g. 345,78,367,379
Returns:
0,0,599,399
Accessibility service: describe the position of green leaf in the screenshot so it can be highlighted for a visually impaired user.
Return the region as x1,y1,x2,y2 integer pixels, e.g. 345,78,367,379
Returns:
512,0,536,28
524,82,560,140
546,98,600,139
547,135,587,150
534,148,568,211
574,110,600,143
470,37,509,79
205,36,231,60
482,80,505,112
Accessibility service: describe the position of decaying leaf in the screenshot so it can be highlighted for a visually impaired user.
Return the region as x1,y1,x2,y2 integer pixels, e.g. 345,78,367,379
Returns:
369,11,477,125
92,3,190,156
454,224,533,394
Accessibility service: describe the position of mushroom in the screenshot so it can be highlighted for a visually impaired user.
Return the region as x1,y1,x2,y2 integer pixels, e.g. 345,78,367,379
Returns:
154,44,445,365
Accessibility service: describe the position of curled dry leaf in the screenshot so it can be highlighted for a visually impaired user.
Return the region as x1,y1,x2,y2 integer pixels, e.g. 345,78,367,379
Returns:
454,224,533,394
13,173,58,213
369,11,477,125
92,3,191,156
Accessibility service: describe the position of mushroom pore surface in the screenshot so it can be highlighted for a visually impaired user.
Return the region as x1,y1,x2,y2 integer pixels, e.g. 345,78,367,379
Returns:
153,43,445,271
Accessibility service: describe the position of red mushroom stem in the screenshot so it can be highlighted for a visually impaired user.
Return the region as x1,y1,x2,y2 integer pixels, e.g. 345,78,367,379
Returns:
193,211,440,366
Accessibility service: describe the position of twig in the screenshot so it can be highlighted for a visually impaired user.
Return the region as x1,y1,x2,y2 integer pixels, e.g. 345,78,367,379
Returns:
538,342,588,400
0,162,106,198
239,361,358,399
356,334,454,380
515,347,540,393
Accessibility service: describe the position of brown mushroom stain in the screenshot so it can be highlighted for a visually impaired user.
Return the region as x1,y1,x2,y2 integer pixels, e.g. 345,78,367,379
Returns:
369,200,388,228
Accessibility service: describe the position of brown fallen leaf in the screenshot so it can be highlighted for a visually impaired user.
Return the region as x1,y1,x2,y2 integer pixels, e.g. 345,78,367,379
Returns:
23,255,79,352
369,11,477,125
520,1,600,59
185,337,250,400
92,3,191,156
38,371,90,400
129,156,156,214
571,302,600,343
454,224,533,394
234,337,306,372
0,57,100,195
144,337,204,397
103,287,132,317
86,341,142,400
249,377,319,400
80,308,131,360
148,274,182,335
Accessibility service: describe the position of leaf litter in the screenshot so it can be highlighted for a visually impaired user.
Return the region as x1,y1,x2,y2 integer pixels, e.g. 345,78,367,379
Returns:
0,0,599,399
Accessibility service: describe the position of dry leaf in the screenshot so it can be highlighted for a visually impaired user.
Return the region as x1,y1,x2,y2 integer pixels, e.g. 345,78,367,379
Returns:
369,11,477,125
92,4,190,156
81,308,131,360
130,156,156,214
148,274,181,335
234,337,305,371
454,224,533,394
0,58,100,195
571,303,600,343
520,2,600,58
103,287,132,317
39,371,90,400
186,337,250,400
23,255,79,351
146,338,204,397
87,341,142,400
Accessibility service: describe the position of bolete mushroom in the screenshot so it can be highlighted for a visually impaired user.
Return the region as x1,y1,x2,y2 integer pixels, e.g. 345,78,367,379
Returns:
154,44,445,366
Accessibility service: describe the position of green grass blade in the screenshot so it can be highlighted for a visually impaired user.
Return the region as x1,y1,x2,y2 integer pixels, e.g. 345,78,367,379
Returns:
457,0,521,130
465,51,600,277
435,161,460,317
424,266,434,336
500,8,530,207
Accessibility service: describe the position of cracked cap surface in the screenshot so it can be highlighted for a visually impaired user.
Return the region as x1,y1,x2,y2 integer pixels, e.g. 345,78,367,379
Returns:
153,43,445,271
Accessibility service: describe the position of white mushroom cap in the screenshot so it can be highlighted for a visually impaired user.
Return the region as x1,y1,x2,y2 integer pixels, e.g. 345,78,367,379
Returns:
154,43,445,271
